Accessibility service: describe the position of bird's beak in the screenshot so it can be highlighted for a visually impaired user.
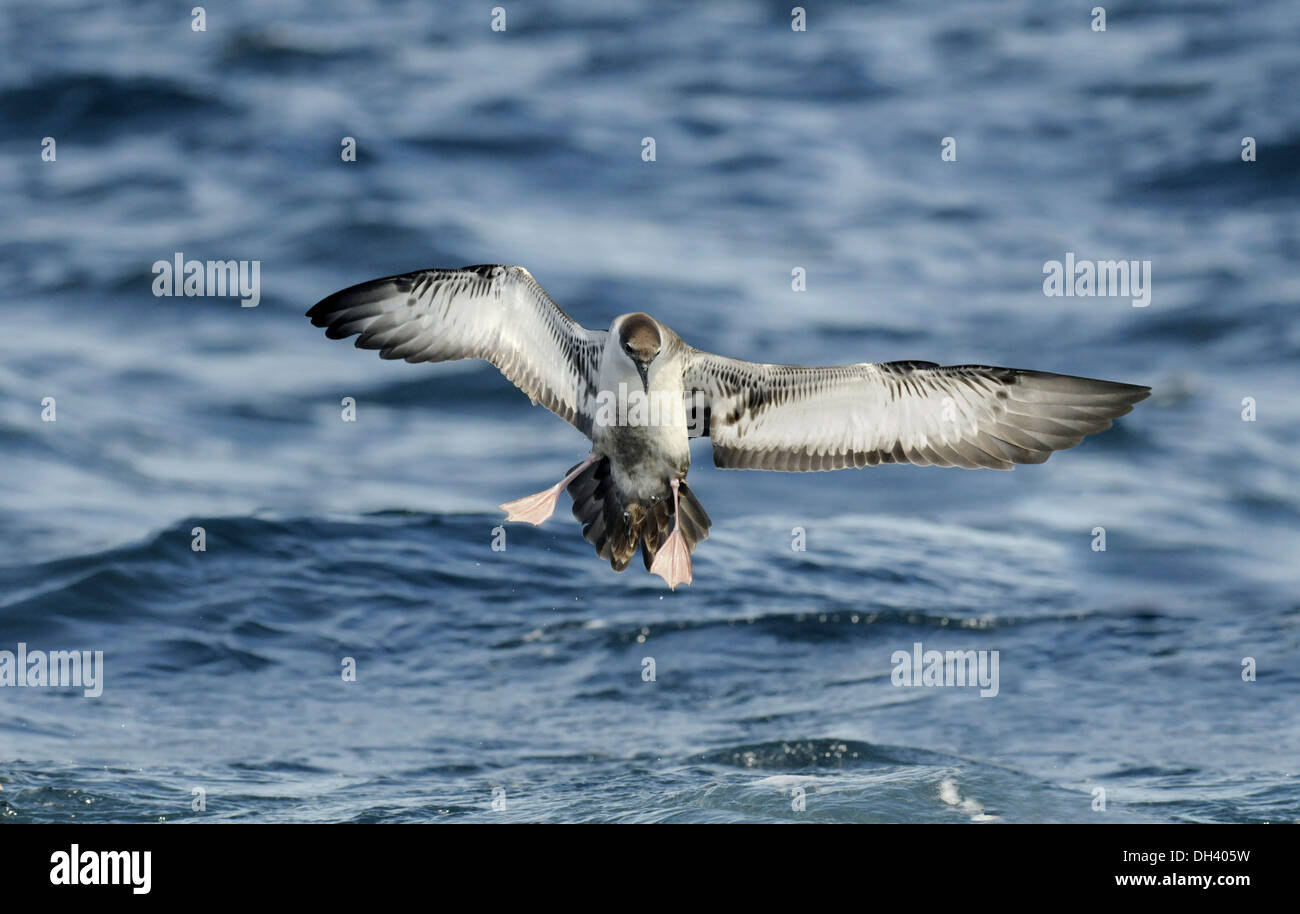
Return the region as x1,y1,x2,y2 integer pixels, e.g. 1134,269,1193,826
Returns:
635,360,650,393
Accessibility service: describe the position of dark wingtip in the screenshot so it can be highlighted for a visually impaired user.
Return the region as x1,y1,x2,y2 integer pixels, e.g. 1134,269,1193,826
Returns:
307,272,415,330
306,290,346,326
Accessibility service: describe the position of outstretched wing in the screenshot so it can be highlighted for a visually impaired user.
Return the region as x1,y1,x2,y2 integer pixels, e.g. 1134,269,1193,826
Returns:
307,265,606,436
683,353,1150,471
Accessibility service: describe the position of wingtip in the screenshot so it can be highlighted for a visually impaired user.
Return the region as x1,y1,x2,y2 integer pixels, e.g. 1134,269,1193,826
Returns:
305,292,342,326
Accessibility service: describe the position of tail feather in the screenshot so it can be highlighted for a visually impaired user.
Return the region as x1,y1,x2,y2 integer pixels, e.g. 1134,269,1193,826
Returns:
568,457,637,571
639,480,709,571
567,457,711,573
675,484,711,550
639,498,670,570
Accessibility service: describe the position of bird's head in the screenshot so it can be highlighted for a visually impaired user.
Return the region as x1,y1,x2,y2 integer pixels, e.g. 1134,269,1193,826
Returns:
613,312,662,392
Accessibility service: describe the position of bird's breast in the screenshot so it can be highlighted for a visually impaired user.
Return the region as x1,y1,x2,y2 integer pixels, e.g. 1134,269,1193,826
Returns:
593,399,691,501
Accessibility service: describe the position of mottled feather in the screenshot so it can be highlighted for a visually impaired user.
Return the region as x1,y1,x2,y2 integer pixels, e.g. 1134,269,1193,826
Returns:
307,265,606,435
684,354,1150,471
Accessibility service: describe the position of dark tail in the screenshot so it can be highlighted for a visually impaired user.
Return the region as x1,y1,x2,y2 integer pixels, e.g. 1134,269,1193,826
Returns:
568,457,711,572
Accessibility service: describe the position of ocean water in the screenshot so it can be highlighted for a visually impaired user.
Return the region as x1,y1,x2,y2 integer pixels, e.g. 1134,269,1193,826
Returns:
2,0,1299,823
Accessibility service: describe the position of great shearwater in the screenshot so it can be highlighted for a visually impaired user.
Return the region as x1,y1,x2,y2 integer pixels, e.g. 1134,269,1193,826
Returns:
308,265,1150,589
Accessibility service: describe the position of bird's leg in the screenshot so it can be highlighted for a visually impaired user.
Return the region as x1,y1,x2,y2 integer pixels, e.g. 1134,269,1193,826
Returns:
649,478,692,590
498,452,597,526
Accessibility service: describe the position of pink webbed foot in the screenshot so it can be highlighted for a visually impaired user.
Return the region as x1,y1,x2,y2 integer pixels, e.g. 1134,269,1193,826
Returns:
649,478,693,590
499,452,597,526
649,527,692,590
498,483,566,526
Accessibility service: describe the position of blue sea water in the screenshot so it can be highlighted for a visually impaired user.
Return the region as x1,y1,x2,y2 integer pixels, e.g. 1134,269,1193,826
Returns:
2,0,1299,823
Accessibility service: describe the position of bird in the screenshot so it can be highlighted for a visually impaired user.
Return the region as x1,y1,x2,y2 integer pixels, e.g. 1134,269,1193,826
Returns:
307,264,1150,590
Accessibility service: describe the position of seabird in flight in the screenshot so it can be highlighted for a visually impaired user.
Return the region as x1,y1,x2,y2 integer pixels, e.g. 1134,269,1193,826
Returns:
307,265,1150,590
